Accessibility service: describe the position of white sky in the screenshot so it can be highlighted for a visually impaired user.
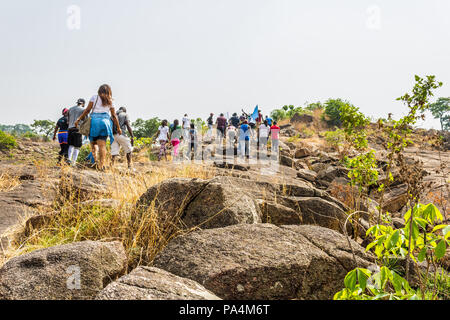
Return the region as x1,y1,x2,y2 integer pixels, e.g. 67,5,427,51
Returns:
1,0,449,129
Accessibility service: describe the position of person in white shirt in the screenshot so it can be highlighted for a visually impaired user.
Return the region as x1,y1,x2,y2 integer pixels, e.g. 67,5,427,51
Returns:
182,114,190,143
156,119,170,161
259,120,270,152
75,84,121,170
227,124,237,149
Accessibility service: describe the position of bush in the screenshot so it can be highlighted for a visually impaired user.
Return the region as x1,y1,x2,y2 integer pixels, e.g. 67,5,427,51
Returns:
77,144,91,163
323,99,354,126
324,129,345,149
0,130,18,150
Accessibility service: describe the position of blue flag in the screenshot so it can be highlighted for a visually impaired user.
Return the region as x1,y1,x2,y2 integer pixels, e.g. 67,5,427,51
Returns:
250,105,259,121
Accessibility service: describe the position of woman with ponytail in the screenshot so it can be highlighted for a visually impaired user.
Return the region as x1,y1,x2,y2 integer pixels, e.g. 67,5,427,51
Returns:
75,84,121,170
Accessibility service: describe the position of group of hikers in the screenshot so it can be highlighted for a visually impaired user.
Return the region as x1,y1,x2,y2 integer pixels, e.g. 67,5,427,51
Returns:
53,84,281,170
155,112,281,162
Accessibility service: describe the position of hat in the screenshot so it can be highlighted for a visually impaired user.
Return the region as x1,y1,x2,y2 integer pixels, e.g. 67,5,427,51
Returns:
62,108,69,115
77,98,85,105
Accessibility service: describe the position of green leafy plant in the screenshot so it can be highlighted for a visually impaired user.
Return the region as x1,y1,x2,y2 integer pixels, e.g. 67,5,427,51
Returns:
336,203,449,300
0,130,18,150
323,99,354,126
324,129,346,151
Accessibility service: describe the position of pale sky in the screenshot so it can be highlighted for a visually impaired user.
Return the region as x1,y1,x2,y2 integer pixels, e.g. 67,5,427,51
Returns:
1,0,449,129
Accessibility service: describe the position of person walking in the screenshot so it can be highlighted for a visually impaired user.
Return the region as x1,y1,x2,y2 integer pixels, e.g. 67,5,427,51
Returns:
216,113,227,146
238,120,253,159
256,110,263,128
259,119,270,154
169,119,183,161
67,98,85,166
182,114,190,143
227,124,237,150
206,113,214,140
111,107,134,169
53,108,69,163
270,121,281,155
186,123,198,160
74,84,121,171
156,120,170,161
230,113,240,128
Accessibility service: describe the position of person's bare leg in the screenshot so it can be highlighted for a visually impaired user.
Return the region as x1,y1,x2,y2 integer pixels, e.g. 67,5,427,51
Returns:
90,142,98,165
126,152,132,168
97,140,107,170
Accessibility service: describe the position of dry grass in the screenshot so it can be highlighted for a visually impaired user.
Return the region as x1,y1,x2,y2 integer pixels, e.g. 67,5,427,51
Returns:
0,173,20,192
2,162,219,270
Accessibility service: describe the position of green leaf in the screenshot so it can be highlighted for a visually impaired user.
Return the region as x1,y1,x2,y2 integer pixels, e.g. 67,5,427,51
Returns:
432,224,447,233
365,240,378,252
379,267,392,290
418,247,427,262
387,230,400,250
344,269,357,291
435,240,446,260
391,271,405,293
414,218,428,230
357,268,370,291
404,209,412,223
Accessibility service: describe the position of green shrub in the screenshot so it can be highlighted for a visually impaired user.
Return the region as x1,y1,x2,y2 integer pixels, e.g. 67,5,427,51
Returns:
0,130,18,150
324,129,345,149
323,99,354,126
77,144,91,163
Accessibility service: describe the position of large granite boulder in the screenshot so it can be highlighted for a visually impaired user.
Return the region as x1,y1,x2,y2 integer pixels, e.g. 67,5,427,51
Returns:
136,176,350,233
153,224,373,300
0,241,127,300
97,266,220,300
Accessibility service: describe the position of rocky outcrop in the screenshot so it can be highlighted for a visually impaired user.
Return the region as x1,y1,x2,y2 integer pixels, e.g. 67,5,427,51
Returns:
294,148,311,159
290,113,314,124
0,241,127,300
297,168,317,182
97,267,221,300
380,184,409,213
153,224,372,300
136,176,350,233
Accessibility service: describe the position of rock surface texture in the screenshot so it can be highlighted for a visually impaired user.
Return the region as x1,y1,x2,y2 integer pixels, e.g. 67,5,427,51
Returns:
153,224,373,300
0,241,127,300
97,266,221,300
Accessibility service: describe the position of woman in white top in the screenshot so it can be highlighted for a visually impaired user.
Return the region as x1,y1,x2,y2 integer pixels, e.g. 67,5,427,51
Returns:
75,84,121,170
156,119,169,161
258,120,270,152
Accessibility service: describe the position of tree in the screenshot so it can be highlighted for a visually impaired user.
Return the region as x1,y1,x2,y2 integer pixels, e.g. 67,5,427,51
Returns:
132,117,161,139
31,120,54,138
429,97,450,131
0,124,32,135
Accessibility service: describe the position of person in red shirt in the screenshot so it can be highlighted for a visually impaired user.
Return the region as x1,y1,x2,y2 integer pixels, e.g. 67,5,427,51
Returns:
270,121,280,155
256,110,263,126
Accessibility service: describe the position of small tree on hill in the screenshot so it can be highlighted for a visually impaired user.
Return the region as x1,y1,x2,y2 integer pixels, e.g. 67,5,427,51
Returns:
429,97,450,131
31,120,54,138
132,117,161,139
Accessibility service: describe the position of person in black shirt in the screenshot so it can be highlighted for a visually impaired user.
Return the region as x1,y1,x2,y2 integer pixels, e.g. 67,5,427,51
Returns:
230,113,240,128
53,108,69,163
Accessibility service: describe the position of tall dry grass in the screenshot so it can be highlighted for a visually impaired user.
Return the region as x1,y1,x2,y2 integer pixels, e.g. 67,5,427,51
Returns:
0,173,20,192
2,162,218,270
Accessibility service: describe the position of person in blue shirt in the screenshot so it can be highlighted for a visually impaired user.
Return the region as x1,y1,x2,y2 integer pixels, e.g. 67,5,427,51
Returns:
238,120,253,159
265,115,273,126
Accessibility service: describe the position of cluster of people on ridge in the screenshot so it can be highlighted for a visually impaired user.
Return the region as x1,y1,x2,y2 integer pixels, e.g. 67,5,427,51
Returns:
53,84,281,170
155,110,281,162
